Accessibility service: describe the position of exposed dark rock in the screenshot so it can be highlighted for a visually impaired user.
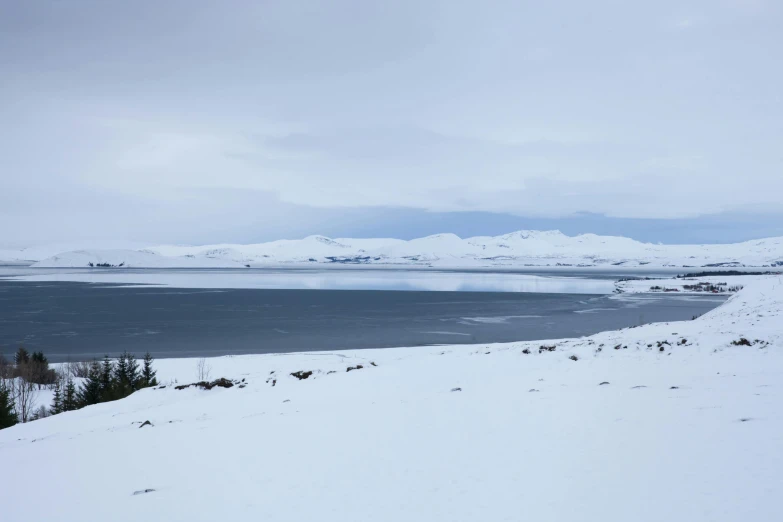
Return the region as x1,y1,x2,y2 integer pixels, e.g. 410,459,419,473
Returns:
291,371,313,380
132,489,155,496
569,355,578,361
522,348,531,355
175,378,235,391
139,420,153,428
732,338,752,346
539,345,556,353
599,381,610,386
346,365,364,372
450,387,462,392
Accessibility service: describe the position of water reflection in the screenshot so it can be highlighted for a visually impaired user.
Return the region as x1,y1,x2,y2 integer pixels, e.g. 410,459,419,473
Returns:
2,268,617,294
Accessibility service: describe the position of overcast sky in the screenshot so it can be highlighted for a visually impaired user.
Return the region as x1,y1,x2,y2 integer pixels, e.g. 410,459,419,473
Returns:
1,0,781,246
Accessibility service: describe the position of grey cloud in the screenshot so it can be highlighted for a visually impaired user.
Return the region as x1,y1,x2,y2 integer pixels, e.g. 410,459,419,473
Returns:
1,0,781,245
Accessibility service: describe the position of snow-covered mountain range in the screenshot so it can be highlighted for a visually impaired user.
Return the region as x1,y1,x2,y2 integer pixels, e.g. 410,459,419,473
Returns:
3,230,783,268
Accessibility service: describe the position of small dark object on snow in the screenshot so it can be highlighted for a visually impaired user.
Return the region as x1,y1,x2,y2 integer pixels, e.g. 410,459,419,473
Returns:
132,489,155,496
670,386,679,389
732,338,752,346
680,339,687,345
238,384,246,389
157,385,166,389
528,388,539,392
291,371,313,380
327,370,336,374
659,347,665,352
522,348,531,354
485,351,491,355
569,355,578,361
631,385,647,389
370,361,378,366
139,420,153,428
283,399,291,403
175,378,235,391
451,387,462,392
599,381,610,386
539,345,556,353
346,365,364,372
614,344,622,350
739,417,752,422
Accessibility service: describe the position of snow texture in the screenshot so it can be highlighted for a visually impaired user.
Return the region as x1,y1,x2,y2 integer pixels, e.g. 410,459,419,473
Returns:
1,276,782,521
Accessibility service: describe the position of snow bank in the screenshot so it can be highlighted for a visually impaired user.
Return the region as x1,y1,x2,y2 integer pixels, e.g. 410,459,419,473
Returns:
13,230,783,267
32,249,246,268
1,277,781,521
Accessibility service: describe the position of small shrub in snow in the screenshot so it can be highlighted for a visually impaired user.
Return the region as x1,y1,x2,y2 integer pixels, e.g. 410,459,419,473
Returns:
291,371,313,380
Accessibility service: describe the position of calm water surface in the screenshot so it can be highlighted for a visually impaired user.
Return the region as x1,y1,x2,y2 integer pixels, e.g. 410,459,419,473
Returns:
0,268,726,362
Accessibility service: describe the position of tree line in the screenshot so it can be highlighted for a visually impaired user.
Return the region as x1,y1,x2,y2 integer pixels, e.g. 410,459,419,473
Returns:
0,347,157,430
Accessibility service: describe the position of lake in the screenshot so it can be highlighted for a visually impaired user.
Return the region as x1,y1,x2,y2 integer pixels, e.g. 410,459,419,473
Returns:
0,267,726,362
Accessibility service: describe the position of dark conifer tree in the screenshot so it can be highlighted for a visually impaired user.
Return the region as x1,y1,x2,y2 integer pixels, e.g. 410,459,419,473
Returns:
14,346,30,366
63,378,77,412
112,352,130,392
0,382,18,429
100,355,114,401
141,352,157,387
78,361,103,407
50,382,63,415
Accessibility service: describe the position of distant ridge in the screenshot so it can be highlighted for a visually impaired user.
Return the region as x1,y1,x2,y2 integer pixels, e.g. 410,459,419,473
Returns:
3,230,782,268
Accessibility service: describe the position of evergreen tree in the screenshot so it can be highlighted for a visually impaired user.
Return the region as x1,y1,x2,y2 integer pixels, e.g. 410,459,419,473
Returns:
126,351,139,390
141,352,157,387
63,378,77,412
100,355,114,402
113,352,129,391
14,346,30,366
113,351,140,397
0,381,19,429
78,361,102,407
50,382,63,415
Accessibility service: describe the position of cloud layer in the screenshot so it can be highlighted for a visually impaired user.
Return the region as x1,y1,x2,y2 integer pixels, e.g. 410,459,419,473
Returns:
1,0,781,244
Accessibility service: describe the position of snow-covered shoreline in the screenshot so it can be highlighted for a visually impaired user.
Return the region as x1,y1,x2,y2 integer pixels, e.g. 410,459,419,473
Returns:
2,276,781,521
3,230,783,268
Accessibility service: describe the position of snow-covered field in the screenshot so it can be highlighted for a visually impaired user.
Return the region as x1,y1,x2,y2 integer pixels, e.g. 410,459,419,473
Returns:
1,275,781,521
3,230,783,268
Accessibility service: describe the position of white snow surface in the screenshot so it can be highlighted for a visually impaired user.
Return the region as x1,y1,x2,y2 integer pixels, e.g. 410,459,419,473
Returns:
2,276,782,521
10,230,783,267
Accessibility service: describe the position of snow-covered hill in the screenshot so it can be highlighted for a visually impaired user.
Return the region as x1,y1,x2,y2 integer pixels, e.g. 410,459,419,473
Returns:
2,276,781,521
30,249,246,268
7,230,783,268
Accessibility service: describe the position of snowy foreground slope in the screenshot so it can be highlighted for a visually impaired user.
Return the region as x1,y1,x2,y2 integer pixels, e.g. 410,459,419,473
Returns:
8,230,783,267
2,277,782,521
